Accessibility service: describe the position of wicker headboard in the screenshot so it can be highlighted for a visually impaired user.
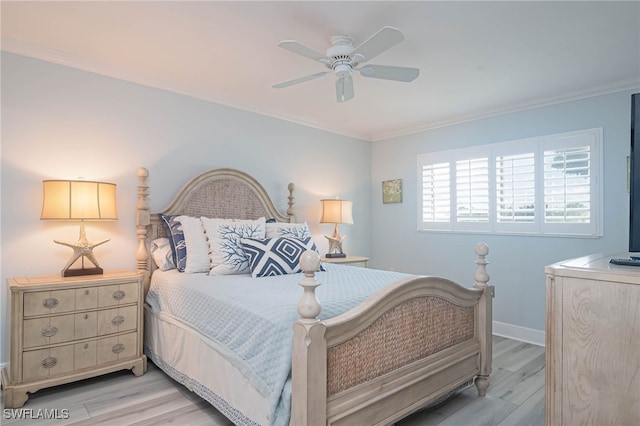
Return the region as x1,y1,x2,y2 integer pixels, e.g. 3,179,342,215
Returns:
135,167,295,292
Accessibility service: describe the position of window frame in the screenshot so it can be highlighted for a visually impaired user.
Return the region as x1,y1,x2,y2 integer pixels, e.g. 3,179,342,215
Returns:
416,128,603,237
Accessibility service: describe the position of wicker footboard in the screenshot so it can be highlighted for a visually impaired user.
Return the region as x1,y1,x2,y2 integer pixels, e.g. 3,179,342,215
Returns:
291,245,492,426
327,296,475,397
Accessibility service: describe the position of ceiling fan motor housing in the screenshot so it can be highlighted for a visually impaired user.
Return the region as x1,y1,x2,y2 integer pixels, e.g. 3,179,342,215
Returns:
327,36,355,77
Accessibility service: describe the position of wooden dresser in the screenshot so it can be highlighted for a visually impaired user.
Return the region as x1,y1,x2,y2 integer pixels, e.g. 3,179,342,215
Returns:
545,254,640,426
1,270,147,408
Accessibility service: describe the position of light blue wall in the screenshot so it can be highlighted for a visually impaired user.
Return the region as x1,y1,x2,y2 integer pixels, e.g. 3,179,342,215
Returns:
0,52,371,364
2,50,636,363
371,90,636,332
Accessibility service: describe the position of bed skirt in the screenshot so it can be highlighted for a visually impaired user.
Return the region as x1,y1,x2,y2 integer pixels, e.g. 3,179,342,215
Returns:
144,305,269,426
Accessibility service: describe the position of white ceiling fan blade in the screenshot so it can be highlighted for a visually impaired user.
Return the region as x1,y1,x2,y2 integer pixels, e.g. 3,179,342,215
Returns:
273,71,330,89
336,76,354,102
351,26,405,63
358,64,419,82
278,40,331,63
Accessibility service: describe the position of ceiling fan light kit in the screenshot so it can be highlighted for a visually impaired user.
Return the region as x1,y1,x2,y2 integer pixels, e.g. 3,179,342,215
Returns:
273,26,420,102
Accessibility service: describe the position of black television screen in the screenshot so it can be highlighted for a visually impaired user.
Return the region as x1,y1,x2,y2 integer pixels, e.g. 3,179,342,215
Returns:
629,93,640,253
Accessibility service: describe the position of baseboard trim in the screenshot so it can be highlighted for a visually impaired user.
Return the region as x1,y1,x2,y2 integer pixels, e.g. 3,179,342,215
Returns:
493,321,545,347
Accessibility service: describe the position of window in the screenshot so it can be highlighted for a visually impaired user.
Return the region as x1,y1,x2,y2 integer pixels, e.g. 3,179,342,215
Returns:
417,128,602,237
421,162,450,224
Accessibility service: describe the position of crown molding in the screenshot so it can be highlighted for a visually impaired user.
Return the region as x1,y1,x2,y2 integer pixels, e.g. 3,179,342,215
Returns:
371,78,640,141
1,37,371,141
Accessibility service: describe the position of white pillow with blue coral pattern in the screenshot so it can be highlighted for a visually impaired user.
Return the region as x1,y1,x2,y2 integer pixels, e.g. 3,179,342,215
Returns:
201,217,266,275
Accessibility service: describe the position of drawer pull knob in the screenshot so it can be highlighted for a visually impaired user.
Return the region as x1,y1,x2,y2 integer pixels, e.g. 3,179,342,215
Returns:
112,290,126,300
112,343,125,354
43,298,59,309
84,343,89,349
111,316,125,326
41,357,57,369
85,290,90,295
41,326,59,337
84,314,89,320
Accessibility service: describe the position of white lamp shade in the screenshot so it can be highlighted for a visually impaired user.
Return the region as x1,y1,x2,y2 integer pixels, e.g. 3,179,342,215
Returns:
41,180,118,220
320,199,353,225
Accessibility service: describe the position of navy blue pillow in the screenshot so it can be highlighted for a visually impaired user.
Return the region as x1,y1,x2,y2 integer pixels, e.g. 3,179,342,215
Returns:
241,237,324,278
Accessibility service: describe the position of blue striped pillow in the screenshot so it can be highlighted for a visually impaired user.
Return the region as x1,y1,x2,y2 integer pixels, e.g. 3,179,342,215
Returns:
160,214,187,272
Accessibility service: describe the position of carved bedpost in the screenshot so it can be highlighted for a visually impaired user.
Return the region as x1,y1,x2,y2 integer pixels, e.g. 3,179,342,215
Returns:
291,250,327,426
287,183,295,222
473,242,492,397
473,242,490,290
136,167,151,293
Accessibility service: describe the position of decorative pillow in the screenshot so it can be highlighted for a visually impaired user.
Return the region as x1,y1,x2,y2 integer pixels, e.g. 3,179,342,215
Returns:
201,217,266,275
176,215,210,273
241,237,323,278
150,238,176,271
266,222,311,239
160,214,187,272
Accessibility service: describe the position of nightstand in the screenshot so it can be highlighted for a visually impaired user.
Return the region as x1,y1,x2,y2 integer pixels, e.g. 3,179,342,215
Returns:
1,270,147,408
321,255,370,268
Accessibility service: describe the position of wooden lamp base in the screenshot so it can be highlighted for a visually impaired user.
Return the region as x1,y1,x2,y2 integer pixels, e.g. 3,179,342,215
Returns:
62,267,103,277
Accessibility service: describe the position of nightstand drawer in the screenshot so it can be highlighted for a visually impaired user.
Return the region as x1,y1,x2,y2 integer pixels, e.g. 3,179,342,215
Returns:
97,332,138,364
23,287,102,317
23,314,79,348
22,345,75,381
98,282,139,307
24,289,76,317
97,305,138,335
22,306,137,349
21,332,139,381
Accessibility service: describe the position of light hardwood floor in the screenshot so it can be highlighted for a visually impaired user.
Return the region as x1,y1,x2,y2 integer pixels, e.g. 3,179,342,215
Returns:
1,336,544,426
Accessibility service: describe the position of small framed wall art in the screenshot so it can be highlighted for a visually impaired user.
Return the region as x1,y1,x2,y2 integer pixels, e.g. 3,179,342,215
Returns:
382,179,403,204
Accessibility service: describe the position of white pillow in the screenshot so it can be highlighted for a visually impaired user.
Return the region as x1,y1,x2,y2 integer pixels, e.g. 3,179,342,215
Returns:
176,215,210,273
201,217,266,275
266,222,311,239
150,238,176,271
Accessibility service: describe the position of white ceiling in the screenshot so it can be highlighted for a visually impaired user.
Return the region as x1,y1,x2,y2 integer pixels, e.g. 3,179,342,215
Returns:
2,1,639,141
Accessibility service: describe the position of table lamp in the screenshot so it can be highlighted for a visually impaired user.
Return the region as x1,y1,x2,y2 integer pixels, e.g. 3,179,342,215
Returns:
320,198,353,258
41,180,118,277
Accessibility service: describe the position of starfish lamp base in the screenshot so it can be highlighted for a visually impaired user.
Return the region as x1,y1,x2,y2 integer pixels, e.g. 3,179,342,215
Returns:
55,222,109,278
324,223,347,258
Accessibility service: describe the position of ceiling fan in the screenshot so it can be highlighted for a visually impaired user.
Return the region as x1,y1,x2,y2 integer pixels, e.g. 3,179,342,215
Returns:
273,26,419,102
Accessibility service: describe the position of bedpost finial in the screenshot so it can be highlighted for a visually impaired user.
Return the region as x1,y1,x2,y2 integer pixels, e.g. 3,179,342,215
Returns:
475,242,489,257
297,250,322,322
138,167,149,178
474,242,490,289
300,250,320,274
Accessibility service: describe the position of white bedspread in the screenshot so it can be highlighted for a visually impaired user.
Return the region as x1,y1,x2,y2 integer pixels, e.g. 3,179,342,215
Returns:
146,264,412,426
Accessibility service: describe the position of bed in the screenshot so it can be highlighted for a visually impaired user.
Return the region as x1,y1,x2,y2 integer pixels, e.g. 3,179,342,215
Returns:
135,167,493,426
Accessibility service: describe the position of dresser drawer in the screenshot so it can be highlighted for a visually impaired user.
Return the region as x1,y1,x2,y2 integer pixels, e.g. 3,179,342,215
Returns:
98,282,138,307
22,332,138,381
